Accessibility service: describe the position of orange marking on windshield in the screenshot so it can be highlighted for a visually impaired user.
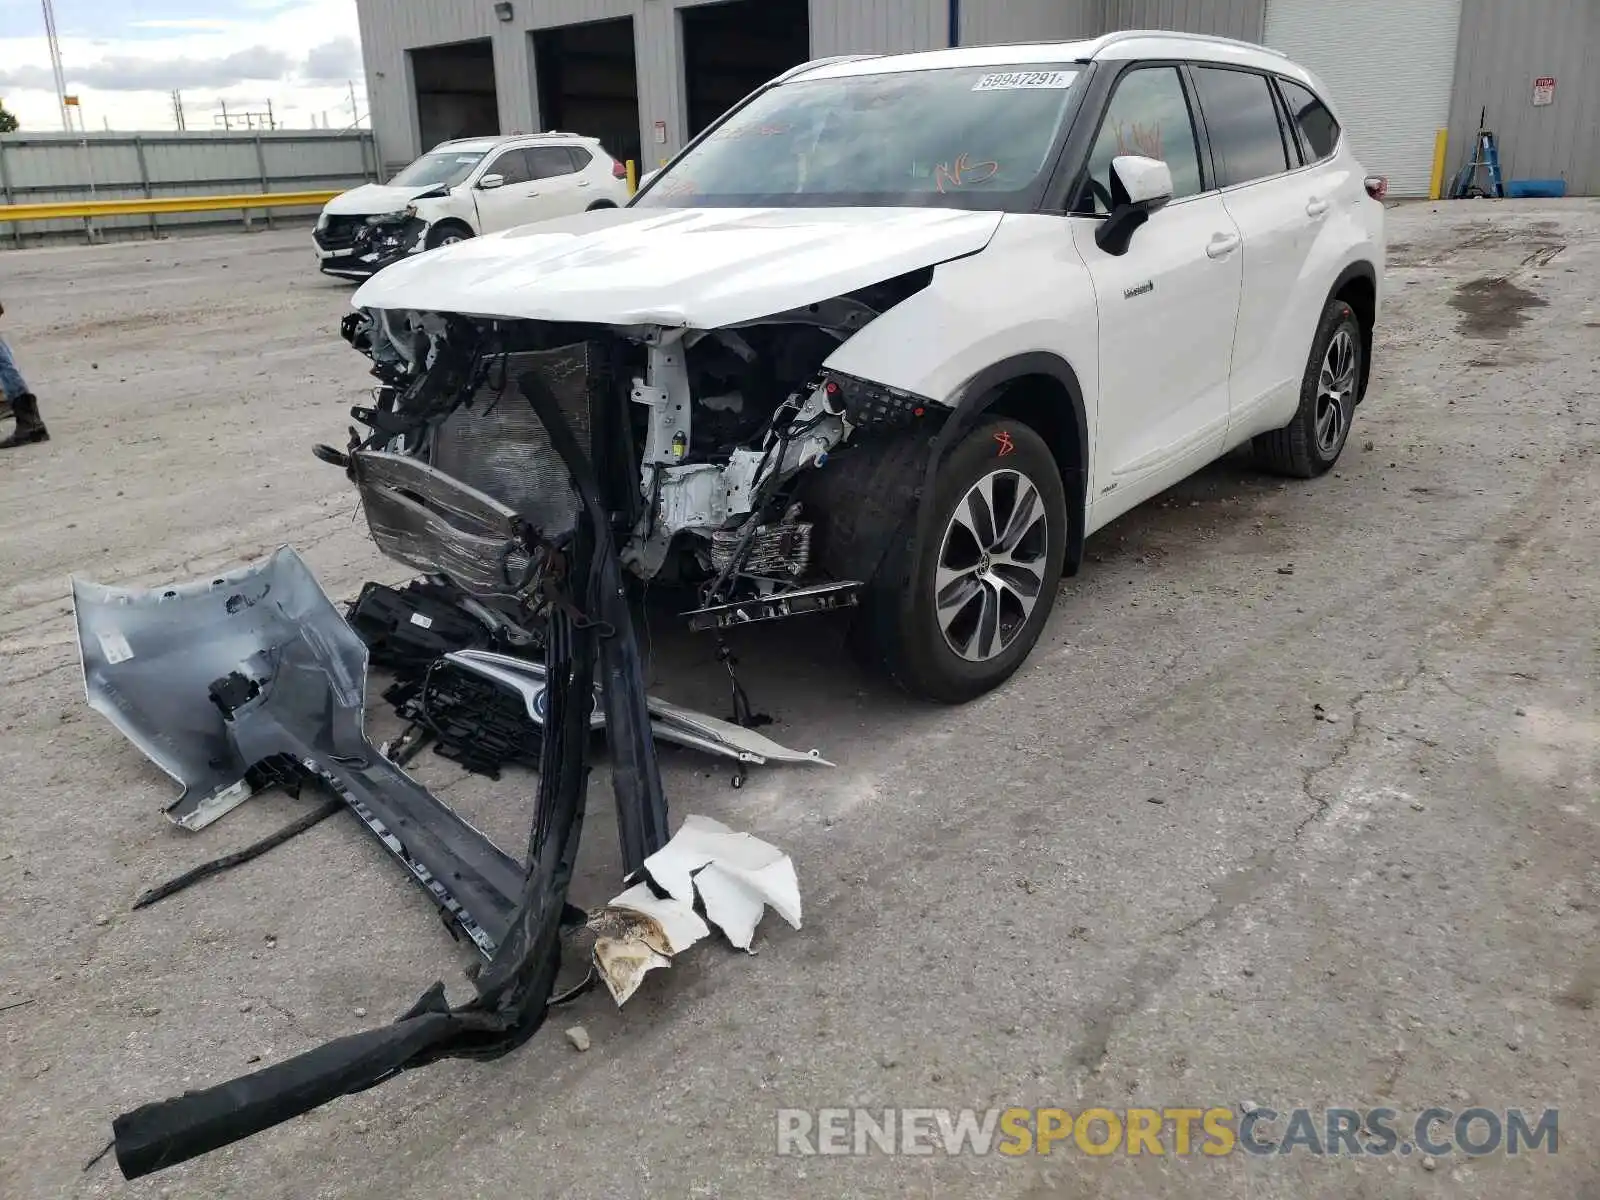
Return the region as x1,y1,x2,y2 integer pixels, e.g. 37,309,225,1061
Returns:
934,153,1000,193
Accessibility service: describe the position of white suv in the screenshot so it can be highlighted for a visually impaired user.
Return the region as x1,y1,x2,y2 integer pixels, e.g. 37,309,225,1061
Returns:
314,132,632,279
342,32,1385,703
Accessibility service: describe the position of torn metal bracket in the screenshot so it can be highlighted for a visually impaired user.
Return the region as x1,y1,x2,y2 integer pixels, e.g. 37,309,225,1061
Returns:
685,580,862,632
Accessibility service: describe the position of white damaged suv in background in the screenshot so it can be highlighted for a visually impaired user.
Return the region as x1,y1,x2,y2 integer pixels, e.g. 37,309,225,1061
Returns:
313,132,632,279
330,31,1386,703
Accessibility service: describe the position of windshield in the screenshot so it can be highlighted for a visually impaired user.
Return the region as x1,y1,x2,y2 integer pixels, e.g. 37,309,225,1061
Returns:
389,149,488,189
634,63,1083,211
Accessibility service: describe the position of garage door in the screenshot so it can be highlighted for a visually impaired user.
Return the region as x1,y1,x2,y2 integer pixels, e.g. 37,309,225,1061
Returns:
1264,0,1462,196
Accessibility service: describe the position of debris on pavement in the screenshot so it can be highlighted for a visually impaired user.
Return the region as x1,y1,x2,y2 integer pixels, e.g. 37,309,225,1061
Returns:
565,1025,591,1052
75,319,809,1180
132,796,345,911
587,816,801,1004
380,648,832,781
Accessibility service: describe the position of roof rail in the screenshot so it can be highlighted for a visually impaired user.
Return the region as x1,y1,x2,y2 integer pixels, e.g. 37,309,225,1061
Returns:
776,53,883,83
1092,28,1289,59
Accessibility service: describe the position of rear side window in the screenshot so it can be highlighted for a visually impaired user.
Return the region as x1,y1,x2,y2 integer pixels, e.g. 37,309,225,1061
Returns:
1077,66,1204,214
1190,67,1290,187
527,147,580,179
487,149,534,185
1278,79,1340,162
567,146,594,171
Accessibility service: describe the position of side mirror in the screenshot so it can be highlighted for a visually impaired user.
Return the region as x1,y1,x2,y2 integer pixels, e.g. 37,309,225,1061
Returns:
1095,155,1174,257
478,173,506,190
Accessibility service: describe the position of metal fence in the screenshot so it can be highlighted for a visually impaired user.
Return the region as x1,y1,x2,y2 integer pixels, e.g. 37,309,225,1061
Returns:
0,130,379,246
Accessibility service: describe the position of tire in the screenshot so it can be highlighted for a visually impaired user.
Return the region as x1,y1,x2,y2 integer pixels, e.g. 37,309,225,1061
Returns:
855,418,1068,704
586,201,618,211
425,221,474,250
1252,298,1362,479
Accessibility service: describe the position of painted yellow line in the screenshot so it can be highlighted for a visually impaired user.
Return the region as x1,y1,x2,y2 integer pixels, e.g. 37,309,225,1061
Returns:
0,190,339,223
1429,129,1449,200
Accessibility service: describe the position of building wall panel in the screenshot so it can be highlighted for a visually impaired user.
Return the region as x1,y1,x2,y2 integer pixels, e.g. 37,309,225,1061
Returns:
1101,0,1264,42
1447,0,1599,195
962,0,1101,45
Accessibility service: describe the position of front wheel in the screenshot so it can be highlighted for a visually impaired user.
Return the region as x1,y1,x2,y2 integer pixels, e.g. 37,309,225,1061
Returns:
425,221,474,250
1252,297,1362,478
855,418,1067,703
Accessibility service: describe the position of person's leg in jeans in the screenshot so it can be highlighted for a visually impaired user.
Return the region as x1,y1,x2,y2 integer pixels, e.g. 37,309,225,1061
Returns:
0,335,23,419
0,335,49,447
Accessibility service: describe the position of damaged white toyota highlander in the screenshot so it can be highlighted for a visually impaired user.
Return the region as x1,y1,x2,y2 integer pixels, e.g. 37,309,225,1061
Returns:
334,31,1386,704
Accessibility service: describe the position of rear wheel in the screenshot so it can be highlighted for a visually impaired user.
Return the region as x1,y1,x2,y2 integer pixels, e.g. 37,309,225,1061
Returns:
1252,298,1362,478
425,221,474,249
856,418,1067,703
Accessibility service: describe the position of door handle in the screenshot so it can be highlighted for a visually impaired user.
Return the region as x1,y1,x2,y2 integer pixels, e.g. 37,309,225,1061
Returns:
1306,198,1330,217
577,180,592,188
1206,233,1241,259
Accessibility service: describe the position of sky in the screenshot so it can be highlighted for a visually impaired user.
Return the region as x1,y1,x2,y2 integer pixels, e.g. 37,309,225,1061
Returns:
0,0,367,132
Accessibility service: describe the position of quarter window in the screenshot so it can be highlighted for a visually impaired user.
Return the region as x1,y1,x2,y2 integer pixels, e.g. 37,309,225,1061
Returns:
1278,79,1341,162
1190,67,1291,187
1078,66,1203,214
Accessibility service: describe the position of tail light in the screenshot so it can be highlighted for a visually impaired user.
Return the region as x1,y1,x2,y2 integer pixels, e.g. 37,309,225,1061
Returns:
612,158,628,179
1364,176,1389,201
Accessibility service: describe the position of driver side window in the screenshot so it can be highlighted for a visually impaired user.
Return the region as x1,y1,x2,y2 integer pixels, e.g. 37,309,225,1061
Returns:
1077,67,1203,214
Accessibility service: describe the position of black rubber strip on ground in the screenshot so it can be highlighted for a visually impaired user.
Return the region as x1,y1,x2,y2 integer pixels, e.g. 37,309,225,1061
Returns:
131,797,346,911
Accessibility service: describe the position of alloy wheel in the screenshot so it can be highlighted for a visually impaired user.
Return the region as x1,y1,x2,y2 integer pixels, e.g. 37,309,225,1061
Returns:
934,469,1051,662
1316,328,1358,457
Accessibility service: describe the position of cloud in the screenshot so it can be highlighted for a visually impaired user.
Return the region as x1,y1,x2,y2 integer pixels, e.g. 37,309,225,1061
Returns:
0,45,293,92
128,20,238,32
302,36,360,83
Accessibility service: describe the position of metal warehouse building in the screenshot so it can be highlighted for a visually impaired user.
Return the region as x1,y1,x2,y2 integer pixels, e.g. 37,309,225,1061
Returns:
356,0,1600,197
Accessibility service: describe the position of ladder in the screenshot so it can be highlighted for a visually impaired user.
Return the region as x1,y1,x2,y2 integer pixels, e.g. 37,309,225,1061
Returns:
1450,108,1504,199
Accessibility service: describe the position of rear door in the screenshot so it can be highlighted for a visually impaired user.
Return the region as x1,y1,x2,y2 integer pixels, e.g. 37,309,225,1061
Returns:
1068,64,1243,519
1188,65,1320,437
521,147,591,221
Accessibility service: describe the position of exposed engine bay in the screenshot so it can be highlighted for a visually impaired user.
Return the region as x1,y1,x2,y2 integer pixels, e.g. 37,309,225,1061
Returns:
332,267,940,631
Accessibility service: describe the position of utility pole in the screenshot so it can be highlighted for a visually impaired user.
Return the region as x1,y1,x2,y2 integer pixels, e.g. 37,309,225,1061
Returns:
172,89,186,131
348,79,359,125
266,98,276,130
41,0,71,131
219,98,231,131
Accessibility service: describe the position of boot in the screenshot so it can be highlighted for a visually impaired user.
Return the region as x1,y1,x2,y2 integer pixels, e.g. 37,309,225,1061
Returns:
0,394,49,448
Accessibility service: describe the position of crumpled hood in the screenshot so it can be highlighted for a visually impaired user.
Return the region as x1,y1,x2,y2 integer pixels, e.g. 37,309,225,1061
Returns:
350,206,1004,329
323,183,444,217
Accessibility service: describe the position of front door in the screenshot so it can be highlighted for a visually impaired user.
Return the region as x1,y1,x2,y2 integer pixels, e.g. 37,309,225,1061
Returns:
472,147,541,233
1068,64,1243,525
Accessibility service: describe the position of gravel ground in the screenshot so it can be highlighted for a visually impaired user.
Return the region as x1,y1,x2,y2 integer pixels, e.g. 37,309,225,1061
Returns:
0,204,1596,1199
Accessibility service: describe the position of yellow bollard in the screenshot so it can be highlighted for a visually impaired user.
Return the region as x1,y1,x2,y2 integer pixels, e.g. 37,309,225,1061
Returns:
1429,129,1449,200
626,159,638,195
